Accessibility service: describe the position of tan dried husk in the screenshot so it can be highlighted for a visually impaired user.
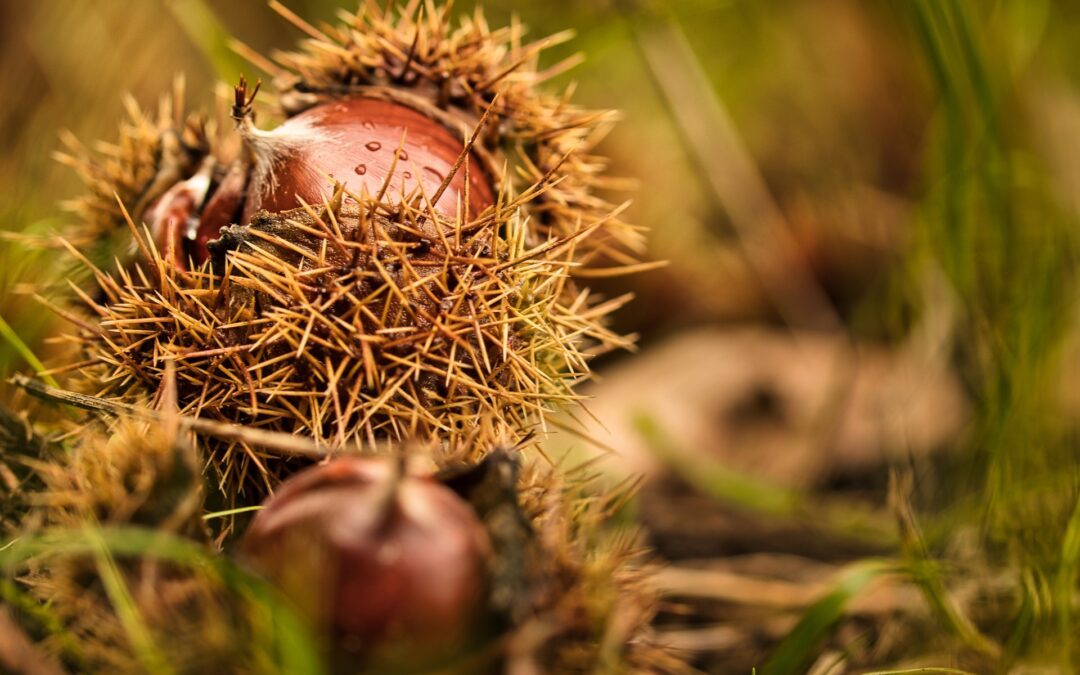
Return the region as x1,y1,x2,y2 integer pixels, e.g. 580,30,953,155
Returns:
71,193,630,499
17,421,268,674
62,1,638,502
511,459,688,673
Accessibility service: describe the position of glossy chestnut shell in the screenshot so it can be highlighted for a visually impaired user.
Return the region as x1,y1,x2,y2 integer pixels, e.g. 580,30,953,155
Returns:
244,97,495,222
240,457,492,666
155,97,497,269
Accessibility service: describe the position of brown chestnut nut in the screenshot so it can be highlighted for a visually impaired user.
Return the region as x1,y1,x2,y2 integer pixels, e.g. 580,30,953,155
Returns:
192,160,248,264
182,95,497,270
240,457,493,669
143,158,215,270
238,97,495,225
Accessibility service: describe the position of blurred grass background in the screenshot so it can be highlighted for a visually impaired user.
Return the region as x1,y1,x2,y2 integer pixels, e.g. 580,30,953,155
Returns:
3,0,1080,672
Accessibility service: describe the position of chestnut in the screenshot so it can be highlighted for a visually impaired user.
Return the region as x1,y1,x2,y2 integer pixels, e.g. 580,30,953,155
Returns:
240,457,493,670
143,158,214,270
238,96,495,225
180,92,497,270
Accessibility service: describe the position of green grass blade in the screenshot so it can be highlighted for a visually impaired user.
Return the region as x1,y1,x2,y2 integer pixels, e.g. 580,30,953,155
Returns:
87,528,175,675
202,504,263,520
1054,493,1080,668
634,411,799,517
864,665,976,669
0,313,57,388
762,560,894,674
634,412,895,544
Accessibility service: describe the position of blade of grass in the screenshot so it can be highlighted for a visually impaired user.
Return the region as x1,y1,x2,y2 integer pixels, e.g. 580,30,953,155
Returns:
86,528,174,675
1003,568,1036,666
0,313,57,388
622,5,842,333
202,504,263,520
634,411,798,517
634,412,895,545
891,472,1002,660
762,560,894,675
864,665,976,669
909,3,1076,664
1054,493,1080,669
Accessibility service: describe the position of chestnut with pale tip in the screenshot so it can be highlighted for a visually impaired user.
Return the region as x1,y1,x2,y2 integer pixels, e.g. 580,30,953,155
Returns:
236,96,496,225
239,457,494,668
181,80,498,270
